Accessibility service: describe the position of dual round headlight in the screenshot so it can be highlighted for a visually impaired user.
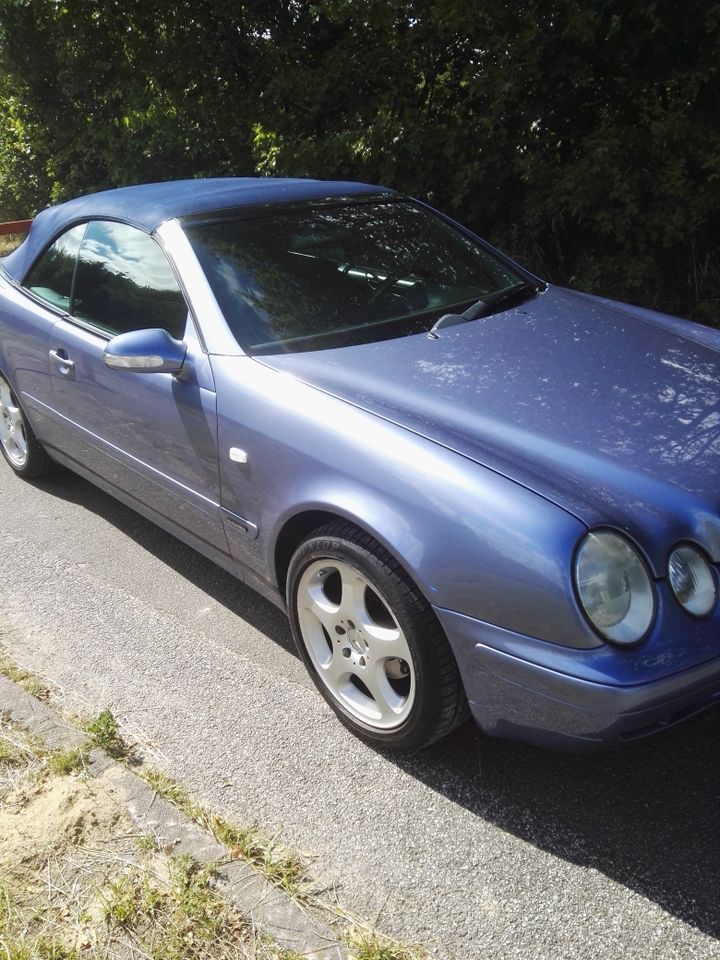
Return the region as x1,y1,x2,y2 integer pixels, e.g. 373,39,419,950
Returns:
575,532,655,644
575,531,717,645
667,544,716,617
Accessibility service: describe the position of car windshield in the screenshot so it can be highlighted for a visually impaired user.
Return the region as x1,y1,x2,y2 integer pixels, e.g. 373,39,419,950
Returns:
184,198,527,354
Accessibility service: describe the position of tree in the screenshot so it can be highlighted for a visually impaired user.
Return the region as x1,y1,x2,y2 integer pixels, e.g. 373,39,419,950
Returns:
1,0,718,322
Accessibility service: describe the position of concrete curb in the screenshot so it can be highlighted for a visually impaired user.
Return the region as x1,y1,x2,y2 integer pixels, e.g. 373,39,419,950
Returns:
0,674,347,959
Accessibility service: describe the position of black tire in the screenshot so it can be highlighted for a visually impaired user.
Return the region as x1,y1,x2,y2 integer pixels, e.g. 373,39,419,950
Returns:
0,372,51,479
287,521,468,750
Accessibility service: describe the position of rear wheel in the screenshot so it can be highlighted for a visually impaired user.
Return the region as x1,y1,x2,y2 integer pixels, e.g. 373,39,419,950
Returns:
287,521,468,750
0,372,51,478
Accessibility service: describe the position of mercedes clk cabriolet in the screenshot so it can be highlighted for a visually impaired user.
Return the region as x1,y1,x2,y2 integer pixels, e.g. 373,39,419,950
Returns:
1,177,719,751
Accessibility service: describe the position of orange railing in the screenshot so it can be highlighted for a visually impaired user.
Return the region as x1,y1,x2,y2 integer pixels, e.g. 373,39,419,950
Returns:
0,220,31,236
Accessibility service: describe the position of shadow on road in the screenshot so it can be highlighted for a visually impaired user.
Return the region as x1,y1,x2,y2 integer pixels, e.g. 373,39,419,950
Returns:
33,468,294,652
395,708,720,941
36,467,720,943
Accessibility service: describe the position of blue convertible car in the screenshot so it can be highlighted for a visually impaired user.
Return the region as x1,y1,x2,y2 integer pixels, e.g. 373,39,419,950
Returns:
1,178,719,751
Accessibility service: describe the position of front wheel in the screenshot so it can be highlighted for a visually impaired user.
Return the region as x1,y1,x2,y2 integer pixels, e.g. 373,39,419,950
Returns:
0,372,51,478
287,522,468,750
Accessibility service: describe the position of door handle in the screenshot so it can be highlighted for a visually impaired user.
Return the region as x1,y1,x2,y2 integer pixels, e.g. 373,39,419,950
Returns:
49,349,75,372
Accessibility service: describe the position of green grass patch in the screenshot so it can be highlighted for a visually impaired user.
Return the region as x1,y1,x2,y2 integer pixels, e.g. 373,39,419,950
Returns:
139,768,311,899
345,927,425,960
135,833,162,853
46,745,88,775
210,816,307,895
101,853,255,959
83,709,128,759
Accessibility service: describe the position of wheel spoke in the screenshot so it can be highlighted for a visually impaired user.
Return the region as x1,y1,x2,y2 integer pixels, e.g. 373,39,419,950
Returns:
364,623,407,660
362,662,406,722
321,647,351,686
304,593,339,637
337,564,369,623
13,422,27,457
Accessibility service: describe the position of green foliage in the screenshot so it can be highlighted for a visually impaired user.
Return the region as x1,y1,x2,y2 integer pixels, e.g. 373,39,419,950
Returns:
345,924,423,960
47,745,88,775
209,815,307,895
102,873,142,928
84,709,128,759
100,855,255,959
0,1,718,320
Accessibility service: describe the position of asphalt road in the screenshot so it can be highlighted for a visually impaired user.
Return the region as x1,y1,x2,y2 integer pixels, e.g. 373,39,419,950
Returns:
1,462,719,959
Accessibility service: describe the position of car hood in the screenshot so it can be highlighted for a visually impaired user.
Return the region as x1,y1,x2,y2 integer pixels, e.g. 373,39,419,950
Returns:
259,286,720,571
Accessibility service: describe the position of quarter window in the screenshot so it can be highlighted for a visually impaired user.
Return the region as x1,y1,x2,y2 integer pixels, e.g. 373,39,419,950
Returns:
23,224,87,312
73,221,187,339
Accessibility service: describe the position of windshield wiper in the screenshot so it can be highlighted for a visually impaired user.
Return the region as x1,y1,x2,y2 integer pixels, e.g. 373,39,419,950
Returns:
428,281,542,336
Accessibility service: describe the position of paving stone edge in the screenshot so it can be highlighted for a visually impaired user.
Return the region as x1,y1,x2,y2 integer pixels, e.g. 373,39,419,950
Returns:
0,673,347,959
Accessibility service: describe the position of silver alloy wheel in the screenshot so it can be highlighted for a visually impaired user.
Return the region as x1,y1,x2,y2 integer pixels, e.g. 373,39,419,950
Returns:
297,558,416,729
0,374,28,468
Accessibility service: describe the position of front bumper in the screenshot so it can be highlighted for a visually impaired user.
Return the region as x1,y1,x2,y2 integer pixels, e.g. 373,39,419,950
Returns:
435,607,720,751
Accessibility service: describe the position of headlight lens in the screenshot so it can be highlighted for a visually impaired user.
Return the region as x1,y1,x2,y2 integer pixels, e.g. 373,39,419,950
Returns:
575,531,654,644
668,545,716,617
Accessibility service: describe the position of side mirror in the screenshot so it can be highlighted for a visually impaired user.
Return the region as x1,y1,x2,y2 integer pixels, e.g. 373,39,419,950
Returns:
103,328,187,374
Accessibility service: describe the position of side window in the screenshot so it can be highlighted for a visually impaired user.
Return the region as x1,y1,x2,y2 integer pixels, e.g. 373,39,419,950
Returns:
73,221,188,339
23,224,87,312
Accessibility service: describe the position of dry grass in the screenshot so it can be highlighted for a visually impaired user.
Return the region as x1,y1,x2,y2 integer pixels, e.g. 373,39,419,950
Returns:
345,924,424,960
99,854,265,959
0,723,316,960
0,722,44,797
0,655,51,701
140,769,311,899
136,772,424,958
0,653,426,960
0,845,298,960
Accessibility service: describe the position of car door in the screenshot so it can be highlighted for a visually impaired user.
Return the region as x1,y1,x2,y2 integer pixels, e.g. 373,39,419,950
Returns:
1,224,87,440
44,219,228,554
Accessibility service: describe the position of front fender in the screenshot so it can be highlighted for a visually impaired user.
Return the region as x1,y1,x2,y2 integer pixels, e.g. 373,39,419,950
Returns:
212,355,596,649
